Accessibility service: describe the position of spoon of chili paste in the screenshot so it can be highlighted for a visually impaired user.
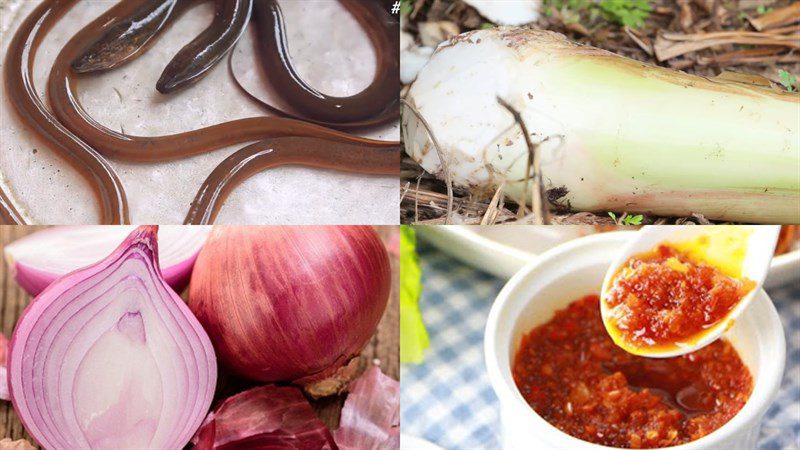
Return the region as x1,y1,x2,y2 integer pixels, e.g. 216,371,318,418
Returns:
600,226,779,357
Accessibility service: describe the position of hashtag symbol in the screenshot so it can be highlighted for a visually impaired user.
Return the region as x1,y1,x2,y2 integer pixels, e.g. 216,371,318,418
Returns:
391,1,400,14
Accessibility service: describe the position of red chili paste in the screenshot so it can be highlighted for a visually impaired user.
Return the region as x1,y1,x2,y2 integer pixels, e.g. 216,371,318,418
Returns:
606,244,755,348
513,295,752,449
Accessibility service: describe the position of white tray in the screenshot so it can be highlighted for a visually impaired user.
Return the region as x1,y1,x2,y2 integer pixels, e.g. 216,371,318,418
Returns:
418,225,800,288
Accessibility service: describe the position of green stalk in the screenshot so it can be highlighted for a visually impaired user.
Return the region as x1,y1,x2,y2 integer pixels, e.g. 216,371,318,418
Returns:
400,226,428,364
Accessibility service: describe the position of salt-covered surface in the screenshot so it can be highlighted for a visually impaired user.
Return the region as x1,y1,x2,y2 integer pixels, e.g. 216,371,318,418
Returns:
0,0,398,224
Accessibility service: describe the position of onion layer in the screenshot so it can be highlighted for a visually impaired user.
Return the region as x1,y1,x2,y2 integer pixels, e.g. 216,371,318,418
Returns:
333,366,400,450
189,226,391,390
8,226,217,449
4,225,210,296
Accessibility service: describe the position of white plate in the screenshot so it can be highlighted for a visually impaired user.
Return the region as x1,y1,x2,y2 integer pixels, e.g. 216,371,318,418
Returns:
417,225,800,288
401,434,444,450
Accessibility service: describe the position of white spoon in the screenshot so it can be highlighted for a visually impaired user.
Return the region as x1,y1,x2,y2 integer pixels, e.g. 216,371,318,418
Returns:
600,225,780,358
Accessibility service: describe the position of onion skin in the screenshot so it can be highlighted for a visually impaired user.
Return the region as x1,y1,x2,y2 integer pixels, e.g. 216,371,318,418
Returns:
189,226,391,387
192,384,336,449
8,226,217,449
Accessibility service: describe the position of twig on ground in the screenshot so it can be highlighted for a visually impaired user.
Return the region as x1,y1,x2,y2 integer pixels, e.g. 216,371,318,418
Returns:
496,97,550,225
401,99,454,224
414,175,422,223
481,181,506,225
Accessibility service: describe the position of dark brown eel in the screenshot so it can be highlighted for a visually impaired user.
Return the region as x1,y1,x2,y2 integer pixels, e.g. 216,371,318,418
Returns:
184,136,399,224
3,0,398,223
228,46,399,129
48,0,397,163
252,0,399,124
75,0,399,127
3,0,129,224
157,0,252,93
72,0,252,94
71,0,183,73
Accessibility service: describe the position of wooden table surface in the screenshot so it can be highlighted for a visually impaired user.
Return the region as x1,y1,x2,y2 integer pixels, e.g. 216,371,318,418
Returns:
0,226,399,447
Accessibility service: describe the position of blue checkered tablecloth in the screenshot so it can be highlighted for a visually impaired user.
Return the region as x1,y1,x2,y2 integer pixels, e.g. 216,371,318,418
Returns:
401,242,800,450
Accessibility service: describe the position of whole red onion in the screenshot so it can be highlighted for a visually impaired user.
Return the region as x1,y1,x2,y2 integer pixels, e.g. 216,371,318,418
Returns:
188,226,390,390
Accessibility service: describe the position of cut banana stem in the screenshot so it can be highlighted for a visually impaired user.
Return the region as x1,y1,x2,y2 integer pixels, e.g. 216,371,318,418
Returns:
402,28,800,223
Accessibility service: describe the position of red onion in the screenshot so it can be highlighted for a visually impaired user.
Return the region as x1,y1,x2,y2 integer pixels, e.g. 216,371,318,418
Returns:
8,226,217,449
4,225,210,296
192,385,336,449
333,366,400,450
189,226,391,392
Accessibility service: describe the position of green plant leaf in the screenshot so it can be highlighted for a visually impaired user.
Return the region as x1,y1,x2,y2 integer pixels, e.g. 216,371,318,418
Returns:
599,0,651,28
400,225,429,364
779,70,797,92
623,214,644,225
400,0,413,15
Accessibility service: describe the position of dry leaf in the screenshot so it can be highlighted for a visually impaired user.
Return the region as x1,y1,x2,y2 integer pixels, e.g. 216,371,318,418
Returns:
654,31,800,61
749,2,800,31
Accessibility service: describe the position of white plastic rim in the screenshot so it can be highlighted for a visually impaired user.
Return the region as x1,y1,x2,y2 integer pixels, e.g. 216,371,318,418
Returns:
485,232,786,450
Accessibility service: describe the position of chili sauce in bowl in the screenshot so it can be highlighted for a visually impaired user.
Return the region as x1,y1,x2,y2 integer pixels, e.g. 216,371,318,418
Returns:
512,295,753,449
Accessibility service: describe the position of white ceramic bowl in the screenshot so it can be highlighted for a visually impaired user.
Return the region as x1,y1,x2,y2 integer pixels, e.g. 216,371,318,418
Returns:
485,232,786,450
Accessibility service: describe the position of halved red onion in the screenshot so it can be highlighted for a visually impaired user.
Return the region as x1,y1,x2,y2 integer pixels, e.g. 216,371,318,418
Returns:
4,225,210,296
8,226,217,449
192,385,336,449
189,226,391,394
333,366,400,450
